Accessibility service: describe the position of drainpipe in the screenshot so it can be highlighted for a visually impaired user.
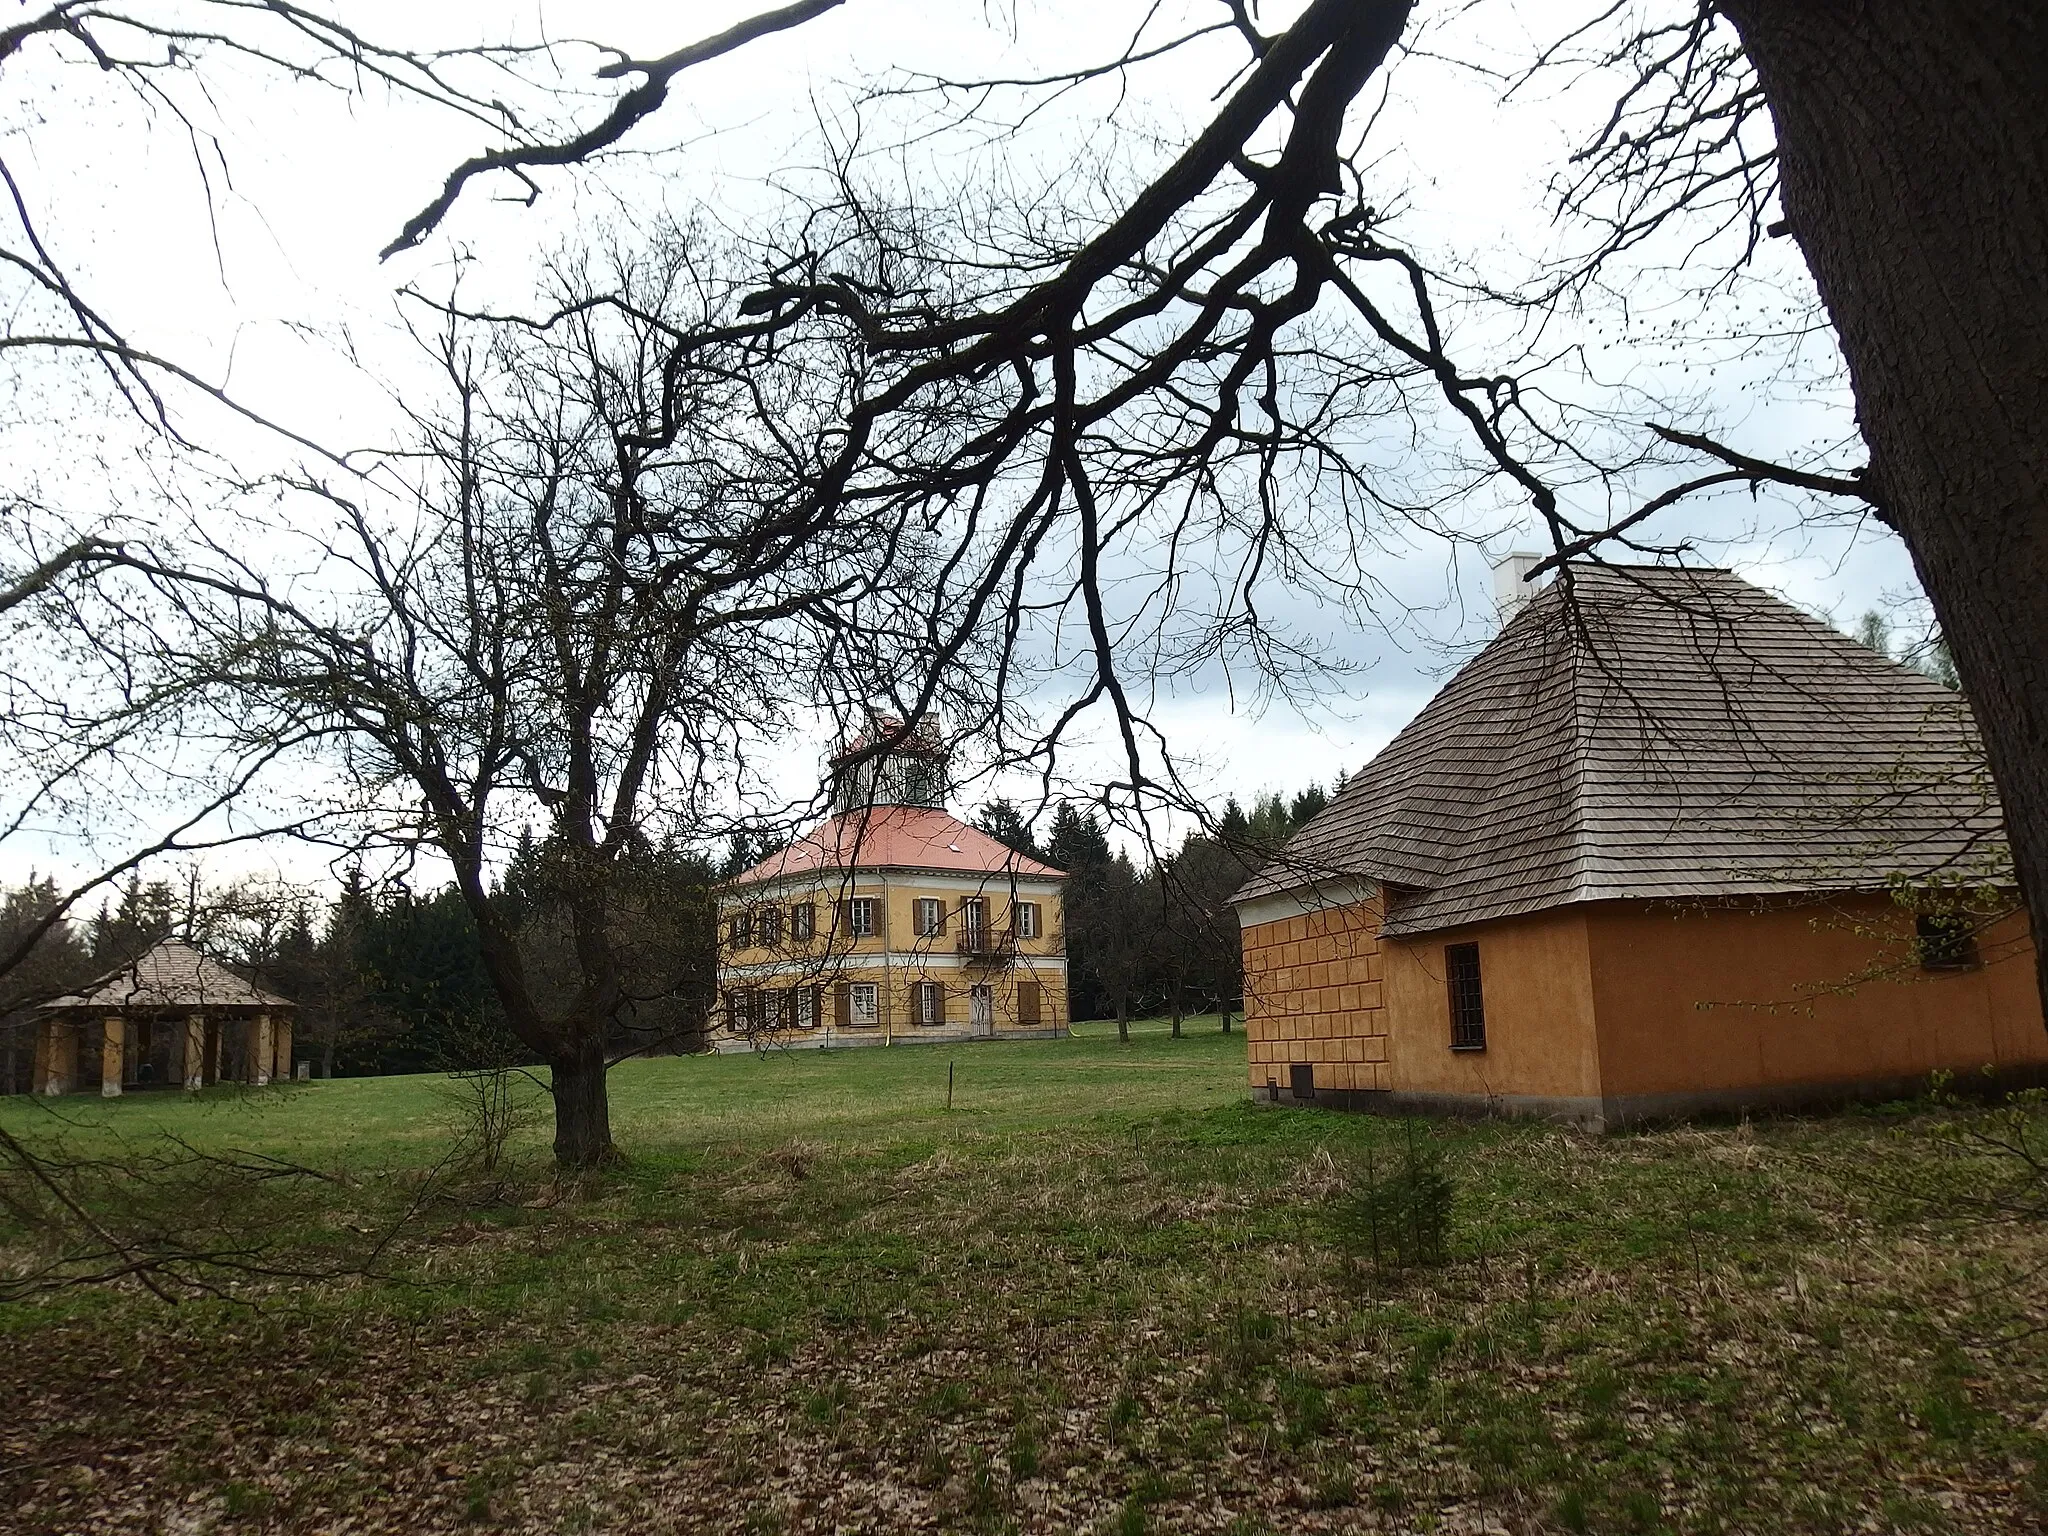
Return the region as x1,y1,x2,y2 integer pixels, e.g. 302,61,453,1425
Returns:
881,870,893,1046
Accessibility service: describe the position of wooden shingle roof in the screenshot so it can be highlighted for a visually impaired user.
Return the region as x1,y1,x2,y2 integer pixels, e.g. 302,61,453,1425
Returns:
1236,564,2004,937
44,939,294,1013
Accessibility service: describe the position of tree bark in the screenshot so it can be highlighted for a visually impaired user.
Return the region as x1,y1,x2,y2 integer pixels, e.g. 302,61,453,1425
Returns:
1720,0,2048,1011
1116,999,1129,1045
550,1042,618,1169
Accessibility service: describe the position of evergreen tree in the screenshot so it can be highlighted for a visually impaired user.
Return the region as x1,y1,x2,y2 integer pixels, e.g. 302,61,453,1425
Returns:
1085,852,1156,1043
0,877,93,1093
1288,783,1329,827
90,875,176,964
357,886,495,1075
975,799,1044,861
1218,796,1251,846
1046,803,1115,1022
1158,831,1258,1035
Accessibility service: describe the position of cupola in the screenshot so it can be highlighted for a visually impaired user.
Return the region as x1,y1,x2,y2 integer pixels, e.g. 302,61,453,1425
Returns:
828,717,949,813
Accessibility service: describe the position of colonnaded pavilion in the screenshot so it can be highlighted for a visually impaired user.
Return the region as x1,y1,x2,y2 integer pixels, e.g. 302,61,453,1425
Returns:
31,938,297,1096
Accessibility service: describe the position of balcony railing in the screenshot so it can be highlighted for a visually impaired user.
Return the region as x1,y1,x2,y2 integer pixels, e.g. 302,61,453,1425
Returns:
955,926,1016,961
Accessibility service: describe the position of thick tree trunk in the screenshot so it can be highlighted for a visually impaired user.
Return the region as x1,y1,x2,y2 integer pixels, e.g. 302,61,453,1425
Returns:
1170,994,1184,1039
1721,0,2048,1012
1116,999,1129,1045
550,1042,618,1169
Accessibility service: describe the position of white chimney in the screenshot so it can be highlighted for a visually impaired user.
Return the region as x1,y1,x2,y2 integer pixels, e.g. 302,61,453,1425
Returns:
1492,550,1545,621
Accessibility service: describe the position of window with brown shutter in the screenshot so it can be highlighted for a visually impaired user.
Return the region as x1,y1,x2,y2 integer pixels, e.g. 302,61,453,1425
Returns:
834,982,852,1027
1017,978,1042,1026
757,907,782,947
791,903,815,941
849,982,879,1027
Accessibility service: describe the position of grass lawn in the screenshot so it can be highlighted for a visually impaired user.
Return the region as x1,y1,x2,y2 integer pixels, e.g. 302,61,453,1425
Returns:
4,1017,2048,1534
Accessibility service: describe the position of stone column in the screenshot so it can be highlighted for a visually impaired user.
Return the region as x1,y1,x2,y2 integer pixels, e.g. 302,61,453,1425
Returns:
184,1013,205,1091
272,1015,293,1083
101,1014,124,1098
40,1018,76,1095
251,1010,273,1087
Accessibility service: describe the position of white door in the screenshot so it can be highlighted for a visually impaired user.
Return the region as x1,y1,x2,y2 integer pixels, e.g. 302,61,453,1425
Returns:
970,984,994,1036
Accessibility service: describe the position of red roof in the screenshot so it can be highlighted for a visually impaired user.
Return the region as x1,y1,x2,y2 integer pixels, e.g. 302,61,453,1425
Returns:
734,805,1063,885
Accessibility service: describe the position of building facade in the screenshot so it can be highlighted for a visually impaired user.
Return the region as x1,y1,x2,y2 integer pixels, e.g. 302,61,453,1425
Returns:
1233,564,2047,1128
715,728,1068,1048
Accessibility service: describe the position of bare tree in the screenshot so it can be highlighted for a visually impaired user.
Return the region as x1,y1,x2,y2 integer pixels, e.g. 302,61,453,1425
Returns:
133,232,993,1165
364,0,2048,1018
0,3,883,1010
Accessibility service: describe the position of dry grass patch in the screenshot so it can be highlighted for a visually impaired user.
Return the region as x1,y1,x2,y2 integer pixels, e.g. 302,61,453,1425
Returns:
5,1026,2048,1532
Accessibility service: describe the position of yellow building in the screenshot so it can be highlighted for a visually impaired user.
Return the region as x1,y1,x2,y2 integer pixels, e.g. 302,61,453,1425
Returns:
715,729,1067,1048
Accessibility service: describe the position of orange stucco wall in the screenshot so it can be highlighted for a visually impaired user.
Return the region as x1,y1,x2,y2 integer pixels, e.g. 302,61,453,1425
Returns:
1381,908,1602,1105
1584,897,2048,1101
1241,898,1390,1094
1241,886,2045,1123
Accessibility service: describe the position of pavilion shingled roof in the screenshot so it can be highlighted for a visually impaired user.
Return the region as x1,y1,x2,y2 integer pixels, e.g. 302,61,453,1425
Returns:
1234,564,2004,937
43,938,294,1013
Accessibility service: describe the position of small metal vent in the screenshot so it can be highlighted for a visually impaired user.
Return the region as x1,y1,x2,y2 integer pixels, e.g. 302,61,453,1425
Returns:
1289,1063,1315,1100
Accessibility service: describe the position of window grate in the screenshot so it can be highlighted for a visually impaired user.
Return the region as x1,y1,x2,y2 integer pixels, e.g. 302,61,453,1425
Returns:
1446,942,1486,1051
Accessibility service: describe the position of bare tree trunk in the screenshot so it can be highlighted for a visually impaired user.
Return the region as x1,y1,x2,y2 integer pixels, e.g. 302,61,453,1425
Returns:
1170,992,1183,1039
1116,998,1129,1045
550,1040,617,1169
1721,0,2048,1013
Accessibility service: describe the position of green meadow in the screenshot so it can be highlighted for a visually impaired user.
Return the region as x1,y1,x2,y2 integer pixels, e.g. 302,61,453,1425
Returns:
3,1018,2046,1534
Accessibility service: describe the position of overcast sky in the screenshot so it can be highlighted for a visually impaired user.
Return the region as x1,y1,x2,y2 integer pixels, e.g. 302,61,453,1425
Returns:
1,0,1923,885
